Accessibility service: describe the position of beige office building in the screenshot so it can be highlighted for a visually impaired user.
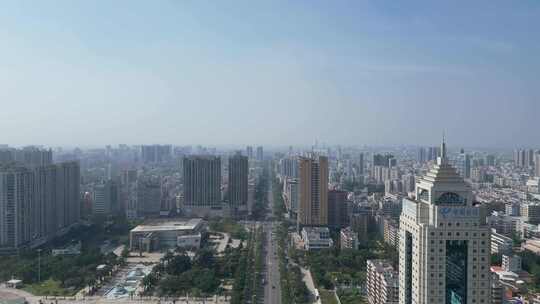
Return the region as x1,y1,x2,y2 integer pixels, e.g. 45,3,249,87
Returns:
399,140,491,304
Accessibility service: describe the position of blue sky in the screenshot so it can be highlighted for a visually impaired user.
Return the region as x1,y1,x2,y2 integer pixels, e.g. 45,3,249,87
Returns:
1,1,539,148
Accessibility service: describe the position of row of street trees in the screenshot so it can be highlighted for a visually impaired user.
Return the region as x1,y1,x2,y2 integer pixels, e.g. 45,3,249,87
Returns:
271,173,310,304
276,222,310,304
0,223,126,296
230,226,264,304
142,247,242,297
252,162,270,220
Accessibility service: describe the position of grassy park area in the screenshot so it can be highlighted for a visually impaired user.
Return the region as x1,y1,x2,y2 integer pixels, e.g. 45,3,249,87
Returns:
23,279,74,296
208,218,248,240
0,218,136,296
319,289,339,304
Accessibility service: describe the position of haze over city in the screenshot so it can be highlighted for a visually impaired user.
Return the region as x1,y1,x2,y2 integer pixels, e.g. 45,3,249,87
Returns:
1,1,539,147
2,2,540,304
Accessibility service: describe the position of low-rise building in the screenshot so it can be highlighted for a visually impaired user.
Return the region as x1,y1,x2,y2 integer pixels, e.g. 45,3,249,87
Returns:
505,202,521,217
301,227,333,251
130,218,205,252
523,223,540,239
527,178,540,194
521,202,540,225
366,259,399,304
487,212,523,238
340,227,358,250
522,238,540,255
52,241,82,256
491,274,504,304
491,229,513,255
382,217,399,248
502,255,522,272
490,265,529,297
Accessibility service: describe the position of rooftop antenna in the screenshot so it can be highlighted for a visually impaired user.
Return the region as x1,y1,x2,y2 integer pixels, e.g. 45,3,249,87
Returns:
439,131,447,165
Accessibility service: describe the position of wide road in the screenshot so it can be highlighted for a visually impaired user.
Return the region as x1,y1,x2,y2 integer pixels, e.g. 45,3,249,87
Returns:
263,222,281,304
263,178,281,304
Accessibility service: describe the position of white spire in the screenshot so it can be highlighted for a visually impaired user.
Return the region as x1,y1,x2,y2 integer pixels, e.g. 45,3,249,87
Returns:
438,132,448,165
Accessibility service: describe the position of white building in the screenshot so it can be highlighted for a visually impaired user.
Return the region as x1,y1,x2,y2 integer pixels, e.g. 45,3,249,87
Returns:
130,218,205,252
502,255,522,272
526,178,540,194
301,227,333,251
399,140,491,304
283,178,299,217
521,202,540,225
340,227,358,250
93,180,117,215
176,233,202,249
487,212,523,238
491,229,513,255
522,238,540,255
367,259,399,304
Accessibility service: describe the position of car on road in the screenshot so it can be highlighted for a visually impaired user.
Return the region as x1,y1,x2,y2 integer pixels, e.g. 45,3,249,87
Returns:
272,285,276,289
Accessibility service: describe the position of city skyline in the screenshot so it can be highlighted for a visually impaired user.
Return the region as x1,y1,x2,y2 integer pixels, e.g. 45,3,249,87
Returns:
1,1,539,147
2,2,540,304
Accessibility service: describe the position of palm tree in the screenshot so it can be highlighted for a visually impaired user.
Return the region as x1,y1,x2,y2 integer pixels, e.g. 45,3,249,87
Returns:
162,251,174,265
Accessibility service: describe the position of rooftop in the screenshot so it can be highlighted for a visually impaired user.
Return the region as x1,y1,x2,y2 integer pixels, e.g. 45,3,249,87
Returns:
302,227,331,240
131,218,203,233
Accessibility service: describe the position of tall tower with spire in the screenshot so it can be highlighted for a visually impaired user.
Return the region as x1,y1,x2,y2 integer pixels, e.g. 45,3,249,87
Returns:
438,133,447,165
399,140,491,304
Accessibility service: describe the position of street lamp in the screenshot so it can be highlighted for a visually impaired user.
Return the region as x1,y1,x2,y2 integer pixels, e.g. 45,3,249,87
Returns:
37,249,42,283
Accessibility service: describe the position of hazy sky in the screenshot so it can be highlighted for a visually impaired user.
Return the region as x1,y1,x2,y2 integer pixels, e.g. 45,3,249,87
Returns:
1,1,539,148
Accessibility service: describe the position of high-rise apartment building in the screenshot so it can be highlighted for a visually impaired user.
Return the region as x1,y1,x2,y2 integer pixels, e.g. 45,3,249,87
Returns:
183,156,221,208
93,180,118,215
359,152,365,175
399,140,491,304
373,154,394,167
485,154,496,167
402,174,416,194
367,259,399,304
141,145,172,163
513,148,533,168
427,146,441,161
456,152,472,179
246,146,253,159
228,153,248,209
160,177,177,214
0,148,53,167
256,146,264,161
283,178,299,217
372,154,397,185
528,149,535,167
0,167,34,251
417,147,426,164
120,169,137,185
15,148,53,167
298,155,328,226
0,161,80,252
125,183,139,219
535,153,540,177
137,177,161,215
328,189,349,228
52,162,81,228
279,157,298,178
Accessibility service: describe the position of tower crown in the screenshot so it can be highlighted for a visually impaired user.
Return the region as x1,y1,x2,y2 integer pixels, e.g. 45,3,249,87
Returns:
416,139,473,207
437,133,448,166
